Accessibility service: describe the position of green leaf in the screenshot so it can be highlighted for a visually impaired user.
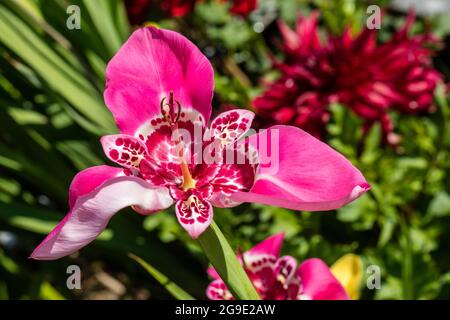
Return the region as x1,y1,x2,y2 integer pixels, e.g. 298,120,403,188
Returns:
0,248,20,274
427,192,450,218
433,12,450,38
378,216,397,248
195,2,230,25
0,282,9,300
197,221,260,300
129,253,195,300
0,4,115,134
400,220,414,299
82,0,123,57
337,195,375,223
39,282,65,300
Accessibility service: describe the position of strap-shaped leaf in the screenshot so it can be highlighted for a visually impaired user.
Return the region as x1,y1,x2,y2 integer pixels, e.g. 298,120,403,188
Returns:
129,253,195,300
197,221,260,300
0,4,115,134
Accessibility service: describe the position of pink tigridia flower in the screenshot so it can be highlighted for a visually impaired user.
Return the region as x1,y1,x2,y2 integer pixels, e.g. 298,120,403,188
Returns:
207,233,349,300
253,11,443,144
31,27,369,260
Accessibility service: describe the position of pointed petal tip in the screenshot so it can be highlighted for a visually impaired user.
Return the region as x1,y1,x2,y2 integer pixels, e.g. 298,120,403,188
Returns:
187,219,212,239
28,248,63,261
189,230,202,240
351,182,371,200
268,232,285,246
274,231,285,238
29,248,44,260
246,232,285,258
186,224,209,240
28,254,52,261
180,219,205,239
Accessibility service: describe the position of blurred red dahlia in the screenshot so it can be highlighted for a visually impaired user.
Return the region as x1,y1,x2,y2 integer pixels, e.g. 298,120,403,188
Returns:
125,0,154,25
229,0,257,16
160,0,197,17
125,0,257,24
252,12,443,144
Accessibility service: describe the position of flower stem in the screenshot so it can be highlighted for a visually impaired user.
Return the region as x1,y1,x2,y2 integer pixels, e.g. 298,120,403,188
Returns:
129,253,195,300
400,217,414,300
197,221,260,300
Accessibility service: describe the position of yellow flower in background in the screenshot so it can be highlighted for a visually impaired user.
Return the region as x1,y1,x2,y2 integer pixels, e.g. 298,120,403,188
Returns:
331,254,363,300
143,22,160,28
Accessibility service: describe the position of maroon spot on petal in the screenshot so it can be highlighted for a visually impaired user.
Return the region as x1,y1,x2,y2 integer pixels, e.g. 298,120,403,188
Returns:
197,216,207,223
180,217,194,225
109,149,119,160
115,138,123,146
229,112,239,121
121,153,130,160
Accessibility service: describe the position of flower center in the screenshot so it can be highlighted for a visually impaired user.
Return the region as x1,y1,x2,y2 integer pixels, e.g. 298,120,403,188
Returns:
180,162,196,190
161,92,196,191
160,91,181,125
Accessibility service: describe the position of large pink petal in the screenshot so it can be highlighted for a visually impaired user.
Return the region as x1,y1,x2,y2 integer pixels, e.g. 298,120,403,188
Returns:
245,232,284,259
68,165,123,208
297,258,349,300
104,26,214,135
31,174,173,260
231,125,370,211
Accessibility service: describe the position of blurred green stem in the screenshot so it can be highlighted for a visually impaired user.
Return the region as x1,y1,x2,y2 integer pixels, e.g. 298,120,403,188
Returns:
129,253,195,300
400,218,414,299
9,0,71,49
197,221,260,300
224,57,252,88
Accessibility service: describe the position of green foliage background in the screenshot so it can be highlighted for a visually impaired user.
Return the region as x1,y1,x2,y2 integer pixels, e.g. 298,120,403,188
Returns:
0,0,449,299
